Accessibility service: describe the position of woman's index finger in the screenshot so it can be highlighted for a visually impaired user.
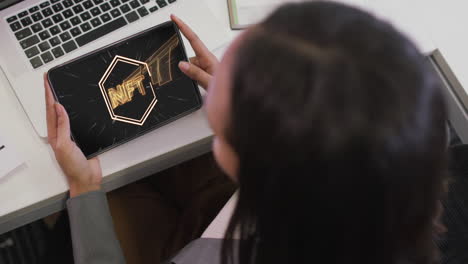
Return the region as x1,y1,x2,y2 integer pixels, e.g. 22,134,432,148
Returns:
171,15,211,57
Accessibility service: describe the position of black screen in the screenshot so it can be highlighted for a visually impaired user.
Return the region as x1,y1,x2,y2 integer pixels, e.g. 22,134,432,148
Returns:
0,0,23,10
48,22,202,158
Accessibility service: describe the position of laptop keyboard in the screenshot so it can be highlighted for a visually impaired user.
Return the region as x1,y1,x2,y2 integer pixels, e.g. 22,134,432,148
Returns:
5,0,176,69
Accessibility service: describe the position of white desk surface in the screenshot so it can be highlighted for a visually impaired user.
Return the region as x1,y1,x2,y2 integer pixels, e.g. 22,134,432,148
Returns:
0,0,237,234
1,0,468,237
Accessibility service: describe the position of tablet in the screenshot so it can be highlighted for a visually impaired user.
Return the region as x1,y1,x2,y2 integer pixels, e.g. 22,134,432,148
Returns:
48,21,202,158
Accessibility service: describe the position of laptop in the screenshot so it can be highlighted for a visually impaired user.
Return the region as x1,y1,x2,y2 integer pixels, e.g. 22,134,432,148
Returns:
0,0,228,137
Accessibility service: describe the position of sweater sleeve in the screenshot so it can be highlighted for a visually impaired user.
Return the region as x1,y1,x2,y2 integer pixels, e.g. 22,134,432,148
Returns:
66,190,126,264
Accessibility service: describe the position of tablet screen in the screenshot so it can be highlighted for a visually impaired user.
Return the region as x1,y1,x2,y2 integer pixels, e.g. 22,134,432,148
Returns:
48,22,202,158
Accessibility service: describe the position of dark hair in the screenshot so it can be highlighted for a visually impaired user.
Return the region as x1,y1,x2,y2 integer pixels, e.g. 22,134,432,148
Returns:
222,2,447,264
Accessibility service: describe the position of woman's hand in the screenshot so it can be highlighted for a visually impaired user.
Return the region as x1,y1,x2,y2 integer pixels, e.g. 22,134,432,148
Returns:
45,75,102,198
171,14,219,90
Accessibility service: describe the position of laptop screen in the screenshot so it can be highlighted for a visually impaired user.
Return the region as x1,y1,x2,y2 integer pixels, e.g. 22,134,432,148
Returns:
0,0,23,11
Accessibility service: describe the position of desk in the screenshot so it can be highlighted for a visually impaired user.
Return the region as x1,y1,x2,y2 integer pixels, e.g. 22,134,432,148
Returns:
2,0,468,238
0,0,238,234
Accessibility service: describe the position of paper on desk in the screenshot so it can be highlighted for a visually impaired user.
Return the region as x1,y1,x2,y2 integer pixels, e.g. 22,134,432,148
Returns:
231,0,369,29
176,0,231,57
232,0,305,28
0,134,23,180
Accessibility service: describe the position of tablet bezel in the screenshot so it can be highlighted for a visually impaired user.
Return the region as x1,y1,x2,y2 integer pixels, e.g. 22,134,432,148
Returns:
47,21,202,159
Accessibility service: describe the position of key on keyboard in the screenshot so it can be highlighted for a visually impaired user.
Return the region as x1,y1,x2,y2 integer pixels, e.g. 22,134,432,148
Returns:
70,27,82,37
52,14,63,23
125,11,138,23
30,57,43,68
62,40,77,52
10,21,21,31
129,0,139,9
39,2,50,8
60,32,72,42
41,51,54,63
18,11,28,18
63,9,74,18
42,8,53,17
137,6,148,17
50,26,61,35
80,11,91,21
15,28,32,40
80,22,91,32
75,17,126,46
120,4,130,13
52,47,65,58
7,16,17,23
20,17,33,27
52,3,64,12
100,13,111,22
31,12,43,22
100,3,111,12
38,30,51,40
83,0,94,9
42,18,53,28
25,46,40,58
50,36,61,46
38,41,50,52
31,23,43,33
156,0,167,8
64,0,74,7
60,21,71,30
73,5,84,13
90,18,102,27
90,7,101,16
20,35,40,49
29,6,39,13
110,0,120,7
110,8,121,18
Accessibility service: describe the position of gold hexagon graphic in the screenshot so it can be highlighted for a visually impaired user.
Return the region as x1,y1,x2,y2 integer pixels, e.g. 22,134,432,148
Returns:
98,55,157,126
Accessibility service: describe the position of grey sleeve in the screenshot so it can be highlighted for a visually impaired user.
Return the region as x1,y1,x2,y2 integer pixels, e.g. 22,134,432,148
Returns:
66,191,126,264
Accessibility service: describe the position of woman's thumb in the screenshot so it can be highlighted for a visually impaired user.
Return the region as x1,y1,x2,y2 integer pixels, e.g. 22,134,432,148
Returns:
55,103,71,148
179,61,210,89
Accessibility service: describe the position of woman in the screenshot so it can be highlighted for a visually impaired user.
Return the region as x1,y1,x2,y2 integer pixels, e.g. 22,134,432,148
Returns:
45,2,447,264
